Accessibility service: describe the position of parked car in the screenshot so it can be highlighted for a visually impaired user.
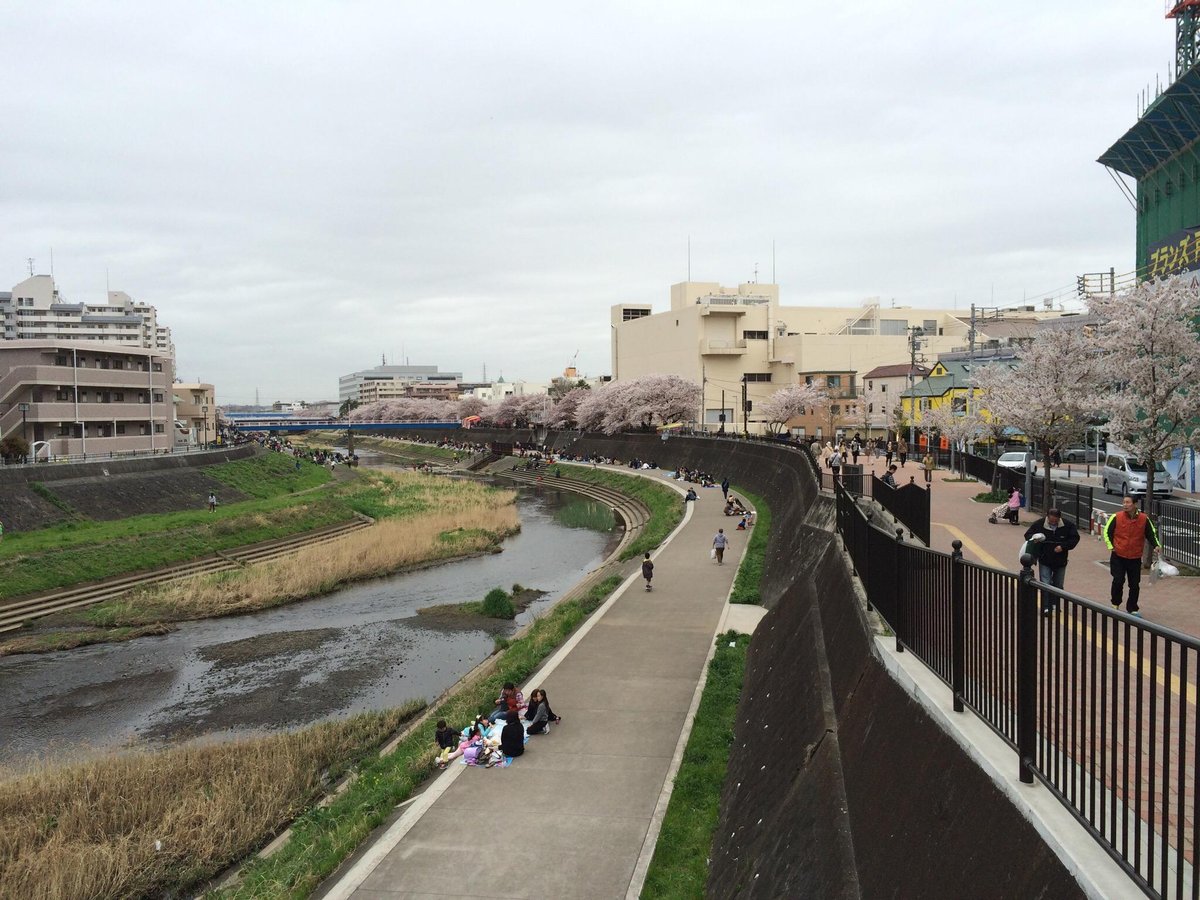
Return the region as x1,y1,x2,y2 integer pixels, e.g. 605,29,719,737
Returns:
997,451,1038,474
1061,446,1101,463
1102,451,1173,496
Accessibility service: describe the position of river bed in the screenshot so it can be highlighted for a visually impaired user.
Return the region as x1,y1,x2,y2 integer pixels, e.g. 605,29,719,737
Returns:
0,484,617,767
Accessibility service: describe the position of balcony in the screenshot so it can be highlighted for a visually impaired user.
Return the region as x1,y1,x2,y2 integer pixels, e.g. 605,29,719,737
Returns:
700,339,748,355
699,303,748,317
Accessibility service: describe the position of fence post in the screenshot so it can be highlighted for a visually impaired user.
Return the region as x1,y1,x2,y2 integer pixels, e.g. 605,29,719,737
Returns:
951,539,965,713
1017,552,1038,784
894,527,905,654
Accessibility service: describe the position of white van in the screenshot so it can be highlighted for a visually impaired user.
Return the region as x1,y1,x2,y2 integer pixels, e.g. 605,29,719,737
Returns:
1101,450,1173,497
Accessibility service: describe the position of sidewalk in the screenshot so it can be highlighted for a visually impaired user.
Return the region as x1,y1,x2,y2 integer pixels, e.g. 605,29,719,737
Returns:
322,468,750,900
846,454,1200,638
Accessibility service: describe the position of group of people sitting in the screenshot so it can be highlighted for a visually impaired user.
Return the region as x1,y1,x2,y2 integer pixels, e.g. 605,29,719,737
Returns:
723,496,756,529
434,683,561,769
670,466,717,487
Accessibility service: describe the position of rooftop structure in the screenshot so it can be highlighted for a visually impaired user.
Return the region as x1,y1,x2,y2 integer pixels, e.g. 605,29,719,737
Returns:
1,275,174,356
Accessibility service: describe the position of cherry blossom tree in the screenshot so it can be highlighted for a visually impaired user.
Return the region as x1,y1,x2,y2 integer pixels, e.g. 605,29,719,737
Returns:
759,381,829,435
562,375,701,434
1089,275,1200,498
457,396,486,420
972,328,1104,510
548,387,589,428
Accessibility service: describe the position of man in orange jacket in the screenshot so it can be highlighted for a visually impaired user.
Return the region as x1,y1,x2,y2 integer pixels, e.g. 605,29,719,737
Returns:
1104,496,1161,617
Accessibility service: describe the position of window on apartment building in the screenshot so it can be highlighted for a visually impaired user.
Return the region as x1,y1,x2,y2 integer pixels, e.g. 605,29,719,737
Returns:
151,363,163,372
78,391,89,402
743,330,768,340
920,399,931,411
55,388,70,401
116,424,126,435
868,403,874,413
923,320,937,335
881,384,887,393
153,392,164,403
112,360,123,370
154,424,165,434
880,319,908,336
791,427,806,439
100,392,111,403
139,392,148,404
55,355,67,366
113,392,124,402
100,358,111,369
57,422,73,437
621,308,651,321
744,373,772,383
827,375,842,388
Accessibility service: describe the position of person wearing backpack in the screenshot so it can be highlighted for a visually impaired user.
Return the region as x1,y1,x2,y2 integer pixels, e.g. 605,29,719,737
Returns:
829,447,843,482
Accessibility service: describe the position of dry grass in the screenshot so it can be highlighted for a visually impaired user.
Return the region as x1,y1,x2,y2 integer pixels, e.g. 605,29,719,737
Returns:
83,476,519,626
0,705,421,900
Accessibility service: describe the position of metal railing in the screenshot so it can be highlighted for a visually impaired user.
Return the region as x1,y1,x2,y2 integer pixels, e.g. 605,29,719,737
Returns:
870,473,931,545
0,444,225,468
835,479,1199,899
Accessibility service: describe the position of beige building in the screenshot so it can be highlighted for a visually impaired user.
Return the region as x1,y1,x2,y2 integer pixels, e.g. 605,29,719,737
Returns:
611,280,1072,433
174,382,217,447
1,275,174,355
0,340,175,457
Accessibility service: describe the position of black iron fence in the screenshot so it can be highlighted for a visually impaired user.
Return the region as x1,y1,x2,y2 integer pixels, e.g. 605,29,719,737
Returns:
835,480,1200,899
870,473,931,546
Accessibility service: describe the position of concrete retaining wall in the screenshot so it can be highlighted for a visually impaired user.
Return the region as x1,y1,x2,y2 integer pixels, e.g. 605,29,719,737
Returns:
0,445,256,486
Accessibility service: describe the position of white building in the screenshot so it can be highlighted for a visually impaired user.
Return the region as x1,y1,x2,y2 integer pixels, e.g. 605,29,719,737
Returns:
1,275,174,355
467,379,549,401
338,364,462,404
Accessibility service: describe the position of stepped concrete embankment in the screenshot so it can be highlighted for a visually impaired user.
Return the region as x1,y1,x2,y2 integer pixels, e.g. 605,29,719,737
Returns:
380,429,1090,895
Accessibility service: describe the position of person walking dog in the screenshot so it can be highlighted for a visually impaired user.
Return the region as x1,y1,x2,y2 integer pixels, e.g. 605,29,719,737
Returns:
712,528,728,565
1023,508,1081,615
1104,496,1160,617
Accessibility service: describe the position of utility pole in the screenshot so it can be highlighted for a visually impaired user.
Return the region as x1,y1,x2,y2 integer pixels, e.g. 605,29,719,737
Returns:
741,375,749,437
908,326,925,450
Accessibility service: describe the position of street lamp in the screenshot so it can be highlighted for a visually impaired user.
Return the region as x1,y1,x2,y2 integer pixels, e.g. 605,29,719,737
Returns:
18,402,29,461
201,405,209,449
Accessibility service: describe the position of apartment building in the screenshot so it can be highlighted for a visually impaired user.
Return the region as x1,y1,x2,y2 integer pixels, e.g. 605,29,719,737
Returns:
861,363,931,436
1,275,174,355
174,382,217,447
0,341,175,457
338,364,462,404
611,280,1074,433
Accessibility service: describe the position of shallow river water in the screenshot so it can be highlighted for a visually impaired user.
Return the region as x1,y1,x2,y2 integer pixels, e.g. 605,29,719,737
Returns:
0,484,617,766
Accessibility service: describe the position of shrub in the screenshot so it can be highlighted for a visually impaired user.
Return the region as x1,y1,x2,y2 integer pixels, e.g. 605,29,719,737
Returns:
481,587,515,619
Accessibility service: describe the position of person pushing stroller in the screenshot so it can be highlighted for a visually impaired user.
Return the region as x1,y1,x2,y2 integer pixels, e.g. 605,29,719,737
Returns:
988,487,1022,525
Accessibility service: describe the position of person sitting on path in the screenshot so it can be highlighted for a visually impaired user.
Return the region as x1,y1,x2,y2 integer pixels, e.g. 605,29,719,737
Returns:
524,688,561,734
440,724,482,768
684,488,698,503
1104,495,1161,617
736,515,747,531
713,528,728,565
500,712,526,759
489,683,524,723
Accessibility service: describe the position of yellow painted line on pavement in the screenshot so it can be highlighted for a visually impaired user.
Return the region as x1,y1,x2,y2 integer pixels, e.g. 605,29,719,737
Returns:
933,522,1004,568
933,521,1195,705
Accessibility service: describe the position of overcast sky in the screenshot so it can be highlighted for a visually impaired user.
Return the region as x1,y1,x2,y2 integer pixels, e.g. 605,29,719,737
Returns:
0,2,1170,403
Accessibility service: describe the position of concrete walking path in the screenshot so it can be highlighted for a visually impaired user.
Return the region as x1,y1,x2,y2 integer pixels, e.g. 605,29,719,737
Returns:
323,468,751,900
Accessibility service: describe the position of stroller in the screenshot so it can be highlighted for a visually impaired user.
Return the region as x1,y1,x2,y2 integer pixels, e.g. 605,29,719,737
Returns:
988,502,1020,525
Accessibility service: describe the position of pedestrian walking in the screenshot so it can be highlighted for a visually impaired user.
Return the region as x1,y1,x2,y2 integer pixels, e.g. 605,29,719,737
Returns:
881,464,899,489
641,553,654,591
922,452,934,485
1104,496,1161,616
712,528,728,565
721,476,730,499
829,447,843,482
1023,508,1081,614
885,440,895,467
207,492,217,512
897,437,909,467
851,439,861,466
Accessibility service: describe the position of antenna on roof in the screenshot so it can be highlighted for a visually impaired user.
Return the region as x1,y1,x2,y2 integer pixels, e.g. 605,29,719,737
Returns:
687,236,691,281
50,247,54,276
772,240,776,284
26,257,34,276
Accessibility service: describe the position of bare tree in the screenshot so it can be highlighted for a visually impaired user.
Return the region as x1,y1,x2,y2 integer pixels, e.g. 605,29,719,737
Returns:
1089,275,1200,499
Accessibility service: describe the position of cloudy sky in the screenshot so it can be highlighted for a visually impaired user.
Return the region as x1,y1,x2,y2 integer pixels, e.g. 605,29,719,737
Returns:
0,2,1169,403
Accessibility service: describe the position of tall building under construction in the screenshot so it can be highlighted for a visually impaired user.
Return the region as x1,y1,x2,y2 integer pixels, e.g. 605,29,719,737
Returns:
1100,1,1200,279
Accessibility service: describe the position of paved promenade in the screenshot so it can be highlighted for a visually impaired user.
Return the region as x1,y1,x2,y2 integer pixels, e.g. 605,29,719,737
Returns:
323,468,752,900
843,454,1200,637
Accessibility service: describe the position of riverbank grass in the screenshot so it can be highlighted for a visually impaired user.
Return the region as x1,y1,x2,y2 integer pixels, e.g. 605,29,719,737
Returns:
67,476,518,626
214,573,625,899
730,487,770,604
0,703,424,900
641,631,751,899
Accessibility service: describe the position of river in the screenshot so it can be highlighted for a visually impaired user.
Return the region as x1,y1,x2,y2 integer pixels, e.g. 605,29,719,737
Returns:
0,483,617,766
